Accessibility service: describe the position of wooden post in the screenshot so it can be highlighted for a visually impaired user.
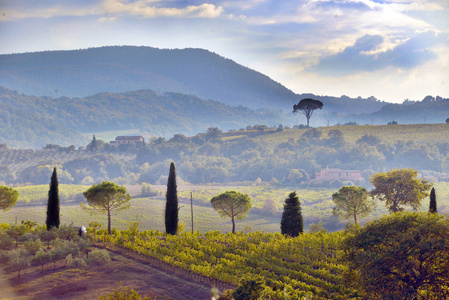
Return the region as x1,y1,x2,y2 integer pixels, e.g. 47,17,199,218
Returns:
190,191,194,234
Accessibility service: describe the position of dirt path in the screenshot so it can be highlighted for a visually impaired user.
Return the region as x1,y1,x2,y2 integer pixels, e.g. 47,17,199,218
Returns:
4,251,213,300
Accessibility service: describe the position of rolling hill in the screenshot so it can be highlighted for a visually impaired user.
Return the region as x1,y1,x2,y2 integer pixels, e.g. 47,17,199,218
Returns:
0,46,297,109
0,86,284,148
1,46,390,113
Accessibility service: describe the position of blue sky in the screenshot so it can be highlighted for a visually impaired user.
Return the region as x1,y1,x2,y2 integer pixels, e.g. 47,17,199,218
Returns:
1,0,448,103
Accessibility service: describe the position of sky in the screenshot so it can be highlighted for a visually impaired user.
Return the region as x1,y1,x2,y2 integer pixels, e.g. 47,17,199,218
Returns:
1,0,448,103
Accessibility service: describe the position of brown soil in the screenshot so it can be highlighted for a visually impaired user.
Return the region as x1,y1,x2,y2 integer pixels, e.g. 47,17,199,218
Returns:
2,250,213,300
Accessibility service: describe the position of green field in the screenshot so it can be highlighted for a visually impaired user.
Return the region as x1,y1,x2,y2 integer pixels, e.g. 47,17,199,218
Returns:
248,123,449,146
2,182,448,233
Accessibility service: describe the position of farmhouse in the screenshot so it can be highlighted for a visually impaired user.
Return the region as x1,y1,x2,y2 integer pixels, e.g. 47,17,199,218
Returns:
313,168,364,183
110,136,145,148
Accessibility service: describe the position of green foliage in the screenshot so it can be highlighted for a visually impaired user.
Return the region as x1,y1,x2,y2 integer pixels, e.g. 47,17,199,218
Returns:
88,221,102,237
429,187,437,213
8,249,31,279
342,212,449,299
0,231,14,250
370,168,433,212
33,249,51,272
21,220,38,231
39,227,58,247
6,225,28,246
87,249,111,268
98,282,154,300
232,276,268,300
165,162,179,235
24,239,42,255
332,186,375,224
97,230,353,299
293,98,324,126
66,254,87,269
0,185,18,211
46,168,60,230
281,192,303,237
308,221,327,234
140,183,158,197
211,191,251,233
82,181,131,234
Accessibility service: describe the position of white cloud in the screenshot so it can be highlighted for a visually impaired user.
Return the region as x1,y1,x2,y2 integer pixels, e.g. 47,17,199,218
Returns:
0,1,225,21
102,0,224,19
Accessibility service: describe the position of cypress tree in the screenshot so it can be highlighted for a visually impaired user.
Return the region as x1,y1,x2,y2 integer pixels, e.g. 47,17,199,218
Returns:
165,162,178,235
46,168,60,230
281,192,303,237
429,187,437,213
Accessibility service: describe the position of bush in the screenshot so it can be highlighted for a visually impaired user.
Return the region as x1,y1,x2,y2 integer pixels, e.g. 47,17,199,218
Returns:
98,282,154,300
87,249,111,268
140,183,159,197
342,212,449,299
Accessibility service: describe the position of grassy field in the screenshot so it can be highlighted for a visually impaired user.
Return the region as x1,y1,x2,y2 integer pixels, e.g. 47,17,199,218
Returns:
2,182,448,233
224,123,449,146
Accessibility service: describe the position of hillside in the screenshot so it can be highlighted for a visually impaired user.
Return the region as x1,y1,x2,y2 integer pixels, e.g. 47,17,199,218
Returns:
0,86,283,148
0,46,297,109
1,46,391,113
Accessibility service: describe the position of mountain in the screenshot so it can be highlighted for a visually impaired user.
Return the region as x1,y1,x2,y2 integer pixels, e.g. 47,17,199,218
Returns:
0,46,298,110
1,46,392,113
0,86,284,148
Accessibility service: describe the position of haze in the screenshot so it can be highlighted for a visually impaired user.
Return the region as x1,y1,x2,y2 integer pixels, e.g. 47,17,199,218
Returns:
1,0,448,102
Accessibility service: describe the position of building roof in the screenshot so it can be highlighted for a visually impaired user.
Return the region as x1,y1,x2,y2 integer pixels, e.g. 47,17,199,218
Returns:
115,136,144,141
320,168,361,173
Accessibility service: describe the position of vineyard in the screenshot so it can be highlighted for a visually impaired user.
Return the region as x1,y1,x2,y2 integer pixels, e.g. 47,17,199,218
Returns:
96,230,357,299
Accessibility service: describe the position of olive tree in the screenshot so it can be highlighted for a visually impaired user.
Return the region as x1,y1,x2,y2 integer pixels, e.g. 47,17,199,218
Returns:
87,249,111,268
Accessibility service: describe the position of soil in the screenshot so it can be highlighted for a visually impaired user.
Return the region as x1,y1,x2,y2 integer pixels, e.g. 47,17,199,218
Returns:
2,250,213,300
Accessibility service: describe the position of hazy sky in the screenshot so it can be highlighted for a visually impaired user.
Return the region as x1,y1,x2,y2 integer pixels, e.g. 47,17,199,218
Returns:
1,0,448,103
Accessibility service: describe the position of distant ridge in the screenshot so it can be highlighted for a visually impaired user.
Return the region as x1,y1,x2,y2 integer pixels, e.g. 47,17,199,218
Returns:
0,46,297,109
0,86,283,148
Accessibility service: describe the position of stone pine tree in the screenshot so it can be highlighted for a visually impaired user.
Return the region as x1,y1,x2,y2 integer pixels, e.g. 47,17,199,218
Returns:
81,182,131,235
46,168,60,230
429,187,437,213
281,192,303,237
165,162,179,235
293,98,324,127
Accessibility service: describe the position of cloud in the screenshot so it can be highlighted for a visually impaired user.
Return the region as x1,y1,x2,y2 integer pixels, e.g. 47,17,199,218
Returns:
309,30,447,75
0,0,225,21
102,0,224,18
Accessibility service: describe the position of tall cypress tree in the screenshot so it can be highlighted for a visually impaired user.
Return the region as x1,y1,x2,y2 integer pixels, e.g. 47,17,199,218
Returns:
46,168,60,230
165,162,178,235
429,187,437,213
281,192,303,237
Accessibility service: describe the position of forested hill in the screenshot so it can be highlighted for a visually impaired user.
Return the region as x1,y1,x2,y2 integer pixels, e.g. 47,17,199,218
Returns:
0,46,296,109
0,86,283,148
1,46,387,112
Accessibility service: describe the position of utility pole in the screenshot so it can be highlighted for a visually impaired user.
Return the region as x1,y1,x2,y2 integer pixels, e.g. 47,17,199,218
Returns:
190,191,194,234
